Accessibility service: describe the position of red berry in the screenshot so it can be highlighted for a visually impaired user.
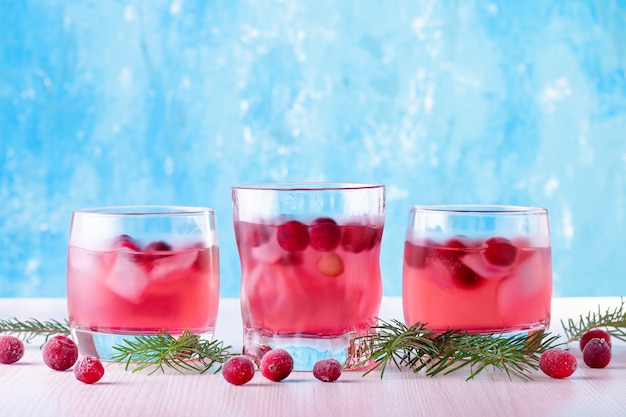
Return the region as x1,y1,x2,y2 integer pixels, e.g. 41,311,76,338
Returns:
309,218,341,251
340,224,377,253
276,221,310,252
238,222,270,248
313,358,342,382
579,329,611,351
539,349,577,379
483,237,518,267
145,240,172,252
222,356,256,386
436,246,481,288
74,356,105,384
260,348,294,382
113,234,140,251
582,338,611,368
404,241,429,269
42,335,79,371
0,335,25,364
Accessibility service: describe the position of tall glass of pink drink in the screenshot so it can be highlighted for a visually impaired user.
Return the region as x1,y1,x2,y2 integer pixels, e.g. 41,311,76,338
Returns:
232,183,385,370
402,205,552,335
67,206,220,359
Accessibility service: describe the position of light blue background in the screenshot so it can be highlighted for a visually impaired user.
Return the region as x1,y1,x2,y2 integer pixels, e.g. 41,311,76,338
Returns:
1,0,625,298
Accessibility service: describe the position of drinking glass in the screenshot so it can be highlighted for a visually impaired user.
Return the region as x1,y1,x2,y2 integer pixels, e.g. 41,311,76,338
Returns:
232,183,385,370
402,205,552,335
67,206,220,359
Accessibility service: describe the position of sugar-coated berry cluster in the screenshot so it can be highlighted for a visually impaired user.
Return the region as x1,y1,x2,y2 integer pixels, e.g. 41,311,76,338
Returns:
221,349,343,386
539,328,613,379
0,334,104,384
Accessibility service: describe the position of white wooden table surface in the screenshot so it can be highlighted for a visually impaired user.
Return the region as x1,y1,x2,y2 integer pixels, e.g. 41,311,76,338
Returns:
1,297,625,417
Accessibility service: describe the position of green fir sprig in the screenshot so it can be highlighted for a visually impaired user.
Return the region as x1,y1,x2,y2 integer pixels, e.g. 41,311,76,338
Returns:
0,317,70,343
110,329,234,374
561,298,626,344
361,319,561,381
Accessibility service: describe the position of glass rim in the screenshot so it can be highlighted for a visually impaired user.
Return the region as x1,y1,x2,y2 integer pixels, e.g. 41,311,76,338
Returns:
232,182,384,191
410,204,547,214
72,205,214,216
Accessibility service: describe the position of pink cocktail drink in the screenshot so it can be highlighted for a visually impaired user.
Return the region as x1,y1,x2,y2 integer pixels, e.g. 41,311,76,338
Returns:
232,183,385,370
402,205,552,335
67,206,219,359
236,219,382,336
403,236,552,332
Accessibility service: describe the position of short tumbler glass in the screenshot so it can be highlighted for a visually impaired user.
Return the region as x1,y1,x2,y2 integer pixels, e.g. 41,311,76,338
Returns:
402,205,552,335
67,206,220,359
232,183,385,370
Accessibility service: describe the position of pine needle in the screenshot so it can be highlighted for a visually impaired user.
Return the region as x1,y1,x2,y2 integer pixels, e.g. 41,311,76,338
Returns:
360,320,561,381
561,298,626,344
110,329,234,374
0,317,70,343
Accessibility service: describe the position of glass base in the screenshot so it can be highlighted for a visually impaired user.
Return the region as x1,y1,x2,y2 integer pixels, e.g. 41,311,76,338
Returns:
71,327,215,361
242,328,375,371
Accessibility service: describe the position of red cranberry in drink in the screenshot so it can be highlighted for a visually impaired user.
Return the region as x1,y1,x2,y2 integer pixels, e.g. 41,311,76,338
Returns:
145,240,173,252
309,218,341,251
483,237,518,267
276,221,310,252
341,224,376,253
404,241,429,269
238,222,270,248
437,245,481,288
113,234,140,251
0,335,25,364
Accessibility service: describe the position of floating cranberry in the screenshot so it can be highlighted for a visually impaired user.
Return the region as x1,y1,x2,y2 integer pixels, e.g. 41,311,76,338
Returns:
309,218,341,251
582,338,611,369
113,234,140,251
42,335,79,371
145,240,173,252
260,348,294,382
74,356,105,384
222,356,256,386
341,224,376,253
404,241,429,269
277,221,310,252
238,222,270,248
0,335,25,364
313,358,342,382
483,237,518,267
437,246,481,288
277,252,304,266
539,348,577,379
579,329,611,351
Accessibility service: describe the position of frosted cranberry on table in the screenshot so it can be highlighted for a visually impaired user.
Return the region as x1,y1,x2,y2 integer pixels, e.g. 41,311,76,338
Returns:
0,335,25,364
582,338,611,369
42,335,79,371
222,356,256,386
539,349,577,379
579,329,611,351
74,356,105,384
260,349,294,382
313,358,342,382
